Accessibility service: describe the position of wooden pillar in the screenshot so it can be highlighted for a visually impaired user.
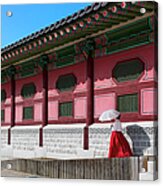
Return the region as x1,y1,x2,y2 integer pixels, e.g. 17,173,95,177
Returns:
11,73,15,128
39,55,49,147
82,39,95,150
84,56,94,150
86,56,94,126
42,65,48,127
7,66,16,145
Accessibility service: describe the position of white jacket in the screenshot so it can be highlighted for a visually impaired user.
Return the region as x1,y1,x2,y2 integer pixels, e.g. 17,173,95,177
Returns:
112,119,122,132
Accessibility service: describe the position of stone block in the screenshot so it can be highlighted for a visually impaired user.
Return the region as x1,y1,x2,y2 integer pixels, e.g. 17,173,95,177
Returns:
11,125,41,158
139,172,158,181
43,124,85,159
13,149,35,158
1,145,13,158
1,126,10,149
147,160,156,173
35,147,47,158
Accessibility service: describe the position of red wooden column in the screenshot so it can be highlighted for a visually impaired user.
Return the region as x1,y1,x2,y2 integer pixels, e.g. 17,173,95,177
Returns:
7,66,16,145
82,39,95,150
39,55,49,147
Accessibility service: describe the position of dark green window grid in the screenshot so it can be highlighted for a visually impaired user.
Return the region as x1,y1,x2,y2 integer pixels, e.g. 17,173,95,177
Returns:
23,107,33,120
113,59,144,82
59,102,73,117
21,83,36,98
118,94,138,113
56,74,76,92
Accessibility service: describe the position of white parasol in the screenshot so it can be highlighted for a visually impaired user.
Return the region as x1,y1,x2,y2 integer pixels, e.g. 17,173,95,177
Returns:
99,109,120,122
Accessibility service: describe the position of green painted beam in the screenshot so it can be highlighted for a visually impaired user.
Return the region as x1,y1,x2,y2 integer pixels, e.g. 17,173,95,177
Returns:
106,33,151,55
105,17,152,43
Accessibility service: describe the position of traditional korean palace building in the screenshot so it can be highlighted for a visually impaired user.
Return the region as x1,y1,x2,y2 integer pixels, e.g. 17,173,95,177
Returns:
1,2,158,160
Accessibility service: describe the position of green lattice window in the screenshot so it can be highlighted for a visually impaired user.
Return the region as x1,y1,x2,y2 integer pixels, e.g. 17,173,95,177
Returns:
1,110,5,122
23,107,33,120
118,94,138,113
1,90,6,102
113,59,144,82
59,102,73,117
56,74,76,92
21,83,36,98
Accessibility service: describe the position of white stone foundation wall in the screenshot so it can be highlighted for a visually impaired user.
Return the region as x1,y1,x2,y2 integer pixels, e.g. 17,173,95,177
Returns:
1,121,158,180
43,124,94,159
1,121,157,160
11,125,41,158
1,126,9,149
89,124,111,158
89,121,158,158
0,126,13,158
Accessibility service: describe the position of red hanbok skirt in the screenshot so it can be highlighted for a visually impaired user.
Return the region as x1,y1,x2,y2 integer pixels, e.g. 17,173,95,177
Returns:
108,131,133,158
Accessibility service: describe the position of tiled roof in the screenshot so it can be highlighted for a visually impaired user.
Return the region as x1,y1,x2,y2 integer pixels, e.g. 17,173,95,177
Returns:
1,1,156,67
1,2,108,54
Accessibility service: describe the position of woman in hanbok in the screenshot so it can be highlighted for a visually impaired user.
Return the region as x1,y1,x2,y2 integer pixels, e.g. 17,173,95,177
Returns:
99,109,133,158
108,114,133,158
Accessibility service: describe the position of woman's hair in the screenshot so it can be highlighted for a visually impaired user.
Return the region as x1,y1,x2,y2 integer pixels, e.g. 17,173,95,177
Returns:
116,114,121,120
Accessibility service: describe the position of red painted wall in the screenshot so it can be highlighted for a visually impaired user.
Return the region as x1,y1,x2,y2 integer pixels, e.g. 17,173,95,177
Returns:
14,73,43,125
1,82,11,125
1,43,157,126
94,43,157,122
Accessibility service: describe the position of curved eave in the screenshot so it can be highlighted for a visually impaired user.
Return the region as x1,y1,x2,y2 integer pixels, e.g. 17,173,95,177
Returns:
1,1,156,66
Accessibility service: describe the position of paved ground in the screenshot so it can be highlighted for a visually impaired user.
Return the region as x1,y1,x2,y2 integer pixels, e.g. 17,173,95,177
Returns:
1,169,40,178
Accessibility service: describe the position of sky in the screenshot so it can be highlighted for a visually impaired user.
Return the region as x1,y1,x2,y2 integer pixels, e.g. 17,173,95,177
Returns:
1,3,91,48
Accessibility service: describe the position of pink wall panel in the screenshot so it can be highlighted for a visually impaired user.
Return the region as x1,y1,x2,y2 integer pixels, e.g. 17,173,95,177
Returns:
15,105,23,122
34,103,42,121
15,74,43,122
1,82,11,105
141,88,157,115
74,97,86,119
48,101,58,120
48,89,59,98
5,106,11,123
94,93,116,118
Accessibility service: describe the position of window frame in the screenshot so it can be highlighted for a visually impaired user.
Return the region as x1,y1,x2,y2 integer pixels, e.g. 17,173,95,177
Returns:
117,93,139,113
23,106,34,120
56,73,77,93
58,101,73,118
21,83,36,99
112,58,145,84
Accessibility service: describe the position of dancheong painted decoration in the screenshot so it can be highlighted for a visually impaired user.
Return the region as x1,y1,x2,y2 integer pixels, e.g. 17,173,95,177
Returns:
1,1,158,180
